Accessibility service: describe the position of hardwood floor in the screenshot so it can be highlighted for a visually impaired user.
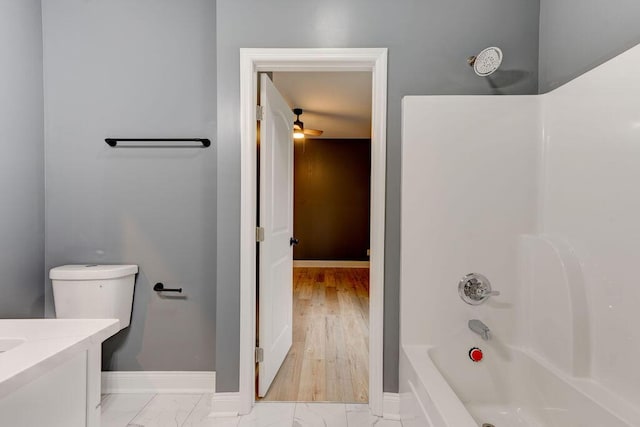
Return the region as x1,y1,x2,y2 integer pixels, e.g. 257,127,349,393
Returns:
261,267,369,403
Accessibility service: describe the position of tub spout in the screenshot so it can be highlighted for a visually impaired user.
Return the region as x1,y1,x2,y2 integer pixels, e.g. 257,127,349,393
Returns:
469,319,490,340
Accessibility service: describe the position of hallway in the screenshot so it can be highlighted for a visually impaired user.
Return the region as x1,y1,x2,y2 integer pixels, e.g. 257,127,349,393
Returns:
262,267,369,402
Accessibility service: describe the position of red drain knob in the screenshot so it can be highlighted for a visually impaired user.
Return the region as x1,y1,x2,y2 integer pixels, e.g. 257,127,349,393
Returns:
469,347,483,362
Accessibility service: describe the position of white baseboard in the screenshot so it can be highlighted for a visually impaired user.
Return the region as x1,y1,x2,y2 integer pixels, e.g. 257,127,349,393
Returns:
208,392,241,417
293,260,370,268
383,392,401,420
101,371,215,394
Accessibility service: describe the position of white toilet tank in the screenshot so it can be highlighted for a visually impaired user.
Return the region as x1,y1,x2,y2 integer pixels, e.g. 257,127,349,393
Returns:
50,264,138,331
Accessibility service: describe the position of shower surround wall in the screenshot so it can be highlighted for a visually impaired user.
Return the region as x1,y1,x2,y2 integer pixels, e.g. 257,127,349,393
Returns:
42,0,216,371
540,44,640,405
400,96,539,348
401,43,640,415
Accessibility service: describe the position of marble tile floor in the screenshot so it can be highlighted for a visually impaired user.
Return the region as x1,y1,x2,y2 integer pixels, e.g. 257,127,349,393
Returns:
101,394,404,427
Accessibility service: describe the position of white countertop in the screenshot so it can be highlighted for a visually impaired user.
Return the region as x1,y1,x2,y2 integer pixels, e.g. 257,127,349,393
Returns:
0,319,120,399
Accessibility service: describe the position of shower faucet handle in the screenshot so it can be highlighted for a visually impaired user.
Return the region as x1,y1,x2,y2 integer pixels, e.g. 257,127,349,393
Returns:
458,273,499,305
481,290,500,297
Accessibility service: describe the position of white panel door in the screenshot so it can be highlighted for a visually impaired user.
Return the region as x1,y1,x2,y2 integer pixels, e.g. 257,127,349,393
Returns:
258,74,295,397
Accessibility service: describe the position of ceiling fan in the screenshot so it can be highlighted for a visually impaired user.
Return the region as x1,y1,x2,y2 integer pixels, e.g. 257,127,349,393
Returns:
293,108,323,139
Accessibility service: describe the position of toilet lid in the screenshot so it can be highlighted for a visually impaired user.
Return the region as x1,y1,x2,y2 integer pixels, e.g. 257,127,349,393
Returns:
49,264,138,280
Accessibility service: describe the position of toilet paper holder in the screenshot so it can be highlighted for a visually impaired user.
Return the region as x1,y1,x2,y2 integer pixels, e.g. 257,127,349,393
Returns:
153,282,183,293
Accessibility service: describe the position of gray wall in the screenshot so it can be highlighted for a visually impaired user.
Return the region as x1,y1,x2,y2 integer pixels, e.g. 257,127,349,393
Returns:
0,0,45,318
216,0,540,392
539,0,640,92
42,0,217,371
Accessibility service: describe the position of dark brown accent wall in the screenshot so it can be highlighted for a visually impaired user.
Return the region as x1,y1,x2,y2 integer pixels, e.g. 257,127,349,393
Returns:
294,139,371,261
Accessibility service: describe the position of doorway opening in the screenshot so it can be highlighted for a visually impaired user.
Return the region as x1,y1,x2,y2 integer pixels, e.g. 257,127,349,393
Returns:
237,48,387,416
258,71,373,402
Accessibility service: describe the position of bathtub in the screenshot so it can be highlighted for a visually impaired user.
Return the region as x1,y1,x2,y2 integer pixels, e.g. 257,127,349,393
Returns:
0,319,119,427
400,342,640,427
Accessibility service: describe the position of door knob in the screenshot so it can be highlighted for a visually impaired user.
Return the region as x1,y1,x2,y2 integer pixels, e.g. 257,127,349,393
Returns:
290,237,299,246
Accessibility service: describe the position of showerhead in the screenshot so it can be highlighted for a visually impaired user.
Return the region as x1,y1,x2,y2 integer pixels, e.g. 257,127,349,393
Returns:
467,47,503,76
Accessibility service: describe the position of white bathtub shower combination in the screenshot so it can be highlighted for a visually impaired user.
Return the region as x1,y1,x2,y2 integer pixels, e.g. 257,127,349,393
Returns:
400,43,640,426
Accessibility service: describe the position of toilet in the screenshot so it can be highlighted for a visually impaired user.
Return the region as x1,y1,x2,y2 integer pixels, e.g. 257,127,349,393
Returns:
50,264,138,331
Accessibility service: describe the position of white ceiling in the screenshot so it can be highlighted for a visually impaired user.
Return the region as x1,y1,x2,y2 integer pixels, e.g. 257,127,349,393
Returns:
271,72,372,139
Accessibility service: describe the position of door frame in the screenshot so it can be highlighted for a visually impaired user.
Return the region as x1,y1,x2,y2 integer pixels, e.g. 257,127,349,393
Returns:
238,48,388,416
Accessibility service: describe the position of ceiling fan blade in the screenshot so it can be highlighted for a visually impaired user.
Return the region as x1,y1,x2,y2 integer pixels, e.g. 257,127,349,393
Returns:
291,108,323,136
303,128,323,136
